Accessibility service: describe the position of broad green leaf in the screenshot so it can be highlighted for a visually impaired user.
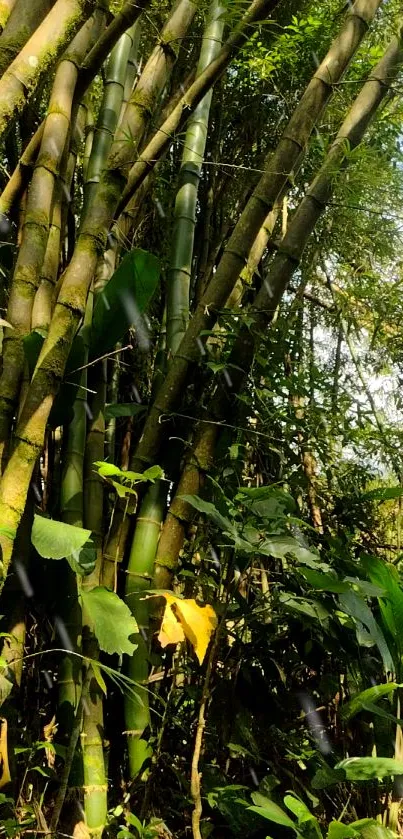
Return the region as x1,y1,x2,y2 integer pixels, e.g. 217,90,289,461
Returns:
340,682,402,720
362,486,403,502
180,494,234,534
283,795,316,825
311,766,346,789
143,465,164,482
105,403,146,420
259,536,326,569
360,555,403,667
32,515,92,560
338,591,394,674
335,756,403,780
249,793,297,830
279,593,330,621
94,461,123,478
90,248,160,359
300,569,350,593
67,541,97,576
80,587,138,656
327,822,358,839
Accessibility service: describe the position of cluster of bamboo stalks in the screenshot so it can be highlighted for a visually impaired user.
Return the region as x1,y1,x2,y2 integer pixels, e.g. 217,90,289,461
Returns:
0,0,401,833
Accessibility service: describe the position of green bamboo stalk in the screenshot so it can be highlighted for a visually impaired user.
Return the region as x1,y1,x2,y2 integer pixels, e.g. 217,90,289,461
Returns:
0,0,54,76
124,1,224,779
108,0,200,172
0,0,94,142
125,482,168,779
31,182,62,332
83,22,138,212
81,358,107,839
0,12,102,469
167,0,225,354
128,0,383,474
117,20,141,128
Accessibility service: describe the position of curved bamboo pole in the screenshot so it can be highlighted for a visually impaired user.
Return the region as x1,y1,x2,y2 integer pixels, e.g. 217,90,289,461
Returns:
0,14,99,468
167,0,225,354
0,0,93,142
0,0,54,77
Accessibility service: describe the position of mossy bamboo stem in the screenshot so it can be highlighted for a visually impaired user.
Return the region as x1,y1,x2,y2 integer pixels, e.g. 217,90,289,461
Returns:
167,0,224,354
0,14,98,468
0,0,95,142
0,0,54,77
0,0,16,31
0,0,210,584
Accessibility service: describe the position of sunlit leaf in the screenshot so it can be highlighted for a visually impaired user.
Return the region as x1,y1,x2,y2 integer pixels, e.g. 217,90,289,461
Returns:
32,515,92,560
80,587,138,656
153,592,217,664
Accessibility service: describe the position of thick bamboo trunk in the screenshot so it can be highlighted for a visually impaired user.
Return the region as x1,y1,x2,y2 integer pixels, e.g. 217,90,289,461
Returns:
0,0,94,141
0,0,55,77
0,14,100,469
0,0,16,30
0,0,209,585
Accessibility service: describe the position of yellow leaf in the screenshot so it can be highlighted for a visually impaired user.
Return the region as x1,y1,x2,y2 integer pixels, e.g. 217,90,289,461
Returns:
0,717,11,788
157,593,217,665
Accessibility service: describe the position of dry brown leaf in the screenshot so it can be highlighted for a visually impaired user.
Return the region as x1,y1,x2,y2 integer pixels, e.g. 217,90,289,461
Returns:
0,318,13,329
73,821,91,839
43,714,57,768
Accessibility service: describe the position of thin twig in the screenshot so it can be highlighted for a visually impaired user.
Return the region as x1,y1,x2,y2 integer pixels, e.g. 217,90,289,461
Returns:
69,344,132,374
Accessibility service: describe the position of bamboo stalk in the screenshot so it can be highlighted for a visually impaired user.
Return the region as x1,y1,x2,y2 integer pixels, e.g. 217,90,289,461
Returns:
115,0,282,215
0,0,94,141
0,0,54,77
167,0,225,354
0,0,16,31
109,0,200,173
0,0,209,583
83,22,137,212
0,12,103,469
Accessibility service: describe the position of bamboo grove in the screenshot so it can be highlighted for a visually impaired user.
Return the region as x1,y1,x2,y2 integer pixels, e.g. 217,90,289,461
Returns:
2,0,403,836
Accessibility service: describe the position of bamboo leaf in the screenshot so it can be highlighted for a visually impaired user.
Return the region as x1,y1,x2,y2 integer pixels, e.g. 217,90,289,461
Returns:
80,587,138,656
32,515,92,560
180,494,235,533
92,662,107,696
90,248,160,359
340,682,402,720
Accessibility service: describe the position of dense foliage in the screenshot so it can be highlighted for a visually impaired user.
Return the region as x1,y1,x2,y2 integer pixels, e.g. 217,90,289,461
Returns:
1,1,403,838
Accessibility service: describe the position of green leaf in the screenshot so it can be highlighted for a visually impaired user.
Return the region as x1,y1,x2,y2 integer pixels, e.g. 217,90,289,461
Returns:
80,587,139,656
335,756,403,781
67,541,97,576
180,495,234,534
279,593,330,621
259,536,326,569
327,822,358,839
361,486,403,501
32,515,92,560
338,591,393,674
90,248,160,360
94,461,123,478
0,525,16,541
143,465,164,482
92,662,107,695
340,682,402,720
299,569,350,593
311,766,346,789
283,795,316,825
249,793,297,830
105,402,147,420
